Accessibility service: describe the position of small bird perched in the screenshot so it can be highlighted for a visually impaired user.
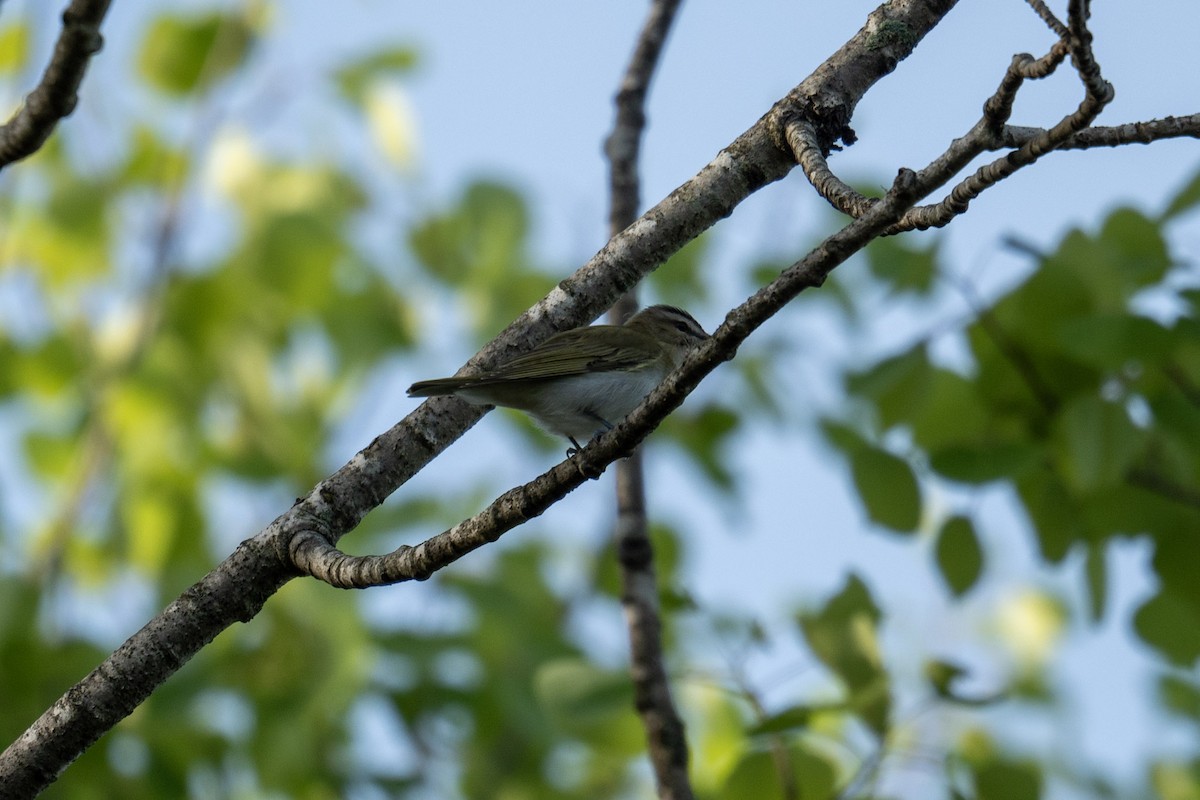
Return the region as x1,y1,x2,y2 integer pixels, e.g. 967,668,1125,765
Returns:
407,304,710,452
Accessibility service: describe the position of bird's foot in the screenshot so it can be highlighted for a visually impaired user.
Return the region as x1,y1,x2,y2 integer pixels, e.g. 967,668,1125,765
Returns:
565,437,602,480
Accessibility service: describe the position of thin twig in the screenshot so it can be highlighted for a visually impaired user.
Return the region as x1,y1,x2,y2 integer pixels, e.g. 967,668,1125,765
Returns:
604,2,693,798
0,0,113,169
791,0,1129,235
888,0,1113,231
1025,0,1070,39
1002,114,1200,149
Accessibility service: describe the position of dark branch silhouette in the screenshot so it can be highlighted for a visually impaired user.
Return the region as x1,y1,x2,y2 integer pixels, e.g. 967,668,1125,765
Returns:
0,0,113,169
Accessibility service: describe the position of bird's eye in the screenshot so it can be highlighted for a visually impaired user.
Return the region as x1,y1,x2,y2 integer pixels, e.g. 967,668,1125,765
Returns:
673,320,693,334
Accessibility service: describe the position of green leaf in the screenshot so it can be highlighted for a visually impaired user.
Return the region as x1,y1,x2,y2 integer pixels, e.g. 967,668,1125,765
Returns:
747,701,848,735
646,234,711,307
1097,208,1173,296
910,367,991,451
0,21,29,74
121,125,189,186
138,13,254,96
925,659,968,699
1016,468,1087,562
818,417,870,455
929,440,1041,484
1085,543,1108,622
925,659,1005,706
850,445,921,533
865,234,939,295
22,429,78,480
1057,313,1173,369
722,744,837,800
798,575,891,737
335,46,420,104
935,515,983,597
845,343,932,430
1051,395,1144,491
1133,590,1200,666
534,659,633,727
1162,168,1200,220
663,404,739,488
973,759,1043,800
1158,674,1200,722
408,181,550,337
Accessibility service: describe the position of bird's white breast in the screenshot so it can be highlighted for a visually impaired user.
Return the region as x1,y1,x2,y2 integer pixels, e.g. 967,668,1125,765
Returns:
518,368,666,442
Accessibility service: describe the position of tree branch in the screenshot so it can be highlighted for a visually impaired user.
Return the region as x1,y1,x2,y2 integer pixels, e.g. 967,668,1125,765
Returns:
1002,114,1200,150
790,0,1164,235
0,0,112,169
603,1,693,797
894,0,1113,231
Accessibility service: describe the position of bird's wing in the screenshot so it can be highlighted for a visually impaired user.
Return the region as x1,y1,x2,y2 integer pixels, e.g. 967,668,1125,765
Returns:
473,326,658,383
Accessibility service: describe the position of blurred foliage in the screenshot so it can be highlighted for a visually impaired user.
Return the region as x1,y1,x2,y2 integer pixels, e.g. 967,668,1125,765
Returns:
137,11,257,96
0,2,1197,799
829,201,1200,669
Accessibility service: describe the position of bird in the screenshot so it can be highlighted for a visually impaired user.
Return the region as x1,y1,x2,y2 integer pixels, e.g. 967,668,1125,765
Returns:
407,304,710,452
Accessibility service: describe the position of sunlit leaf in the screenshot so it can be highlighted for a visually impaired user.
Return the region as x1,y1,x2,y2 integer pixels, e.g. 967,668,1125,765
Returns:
722,744,837,800
0,21,29,74
121,125,190,186
138,13,254,96
364,82,420,169
335,46,420,104
747,701,847,735
798,574,890,737
22,429,78,480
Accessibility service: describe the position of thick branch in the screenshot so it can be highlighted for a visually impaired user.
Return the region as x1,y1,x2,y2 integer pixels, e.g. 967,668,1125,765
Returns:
0,0,112,169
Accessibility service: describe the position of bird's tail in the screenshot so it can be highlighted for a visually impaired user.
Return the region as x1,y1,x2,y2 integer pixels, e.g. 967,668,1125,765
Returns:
406,378,470,397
